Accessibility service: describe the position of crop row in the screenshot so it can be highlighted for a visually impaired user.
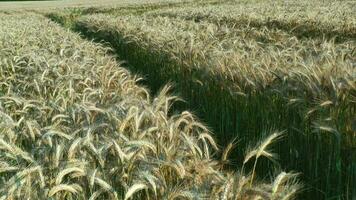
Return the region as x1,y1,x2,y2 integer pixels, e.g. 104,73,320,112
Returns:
0,13,300,199
70,12,355,199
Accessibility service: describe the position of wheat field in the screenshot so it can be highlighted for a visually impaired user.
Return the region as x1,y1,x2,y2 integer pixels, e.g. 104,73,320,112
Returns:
0,0,355,199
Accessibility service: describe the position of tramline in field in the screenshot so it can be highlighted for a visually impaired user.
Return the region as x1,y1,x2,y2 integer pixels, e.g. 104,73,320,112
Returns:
69,11,355,199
